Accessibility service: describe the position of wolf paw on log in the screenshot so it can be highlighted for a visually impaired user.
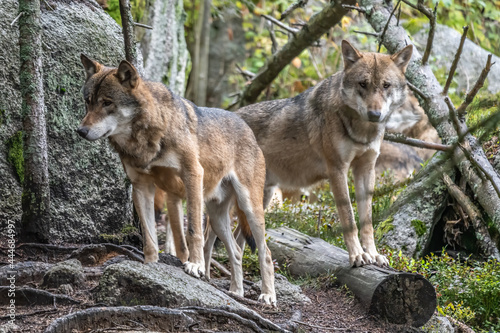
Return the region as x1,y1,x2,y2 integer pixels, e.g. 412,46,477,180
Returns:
267,227,436,327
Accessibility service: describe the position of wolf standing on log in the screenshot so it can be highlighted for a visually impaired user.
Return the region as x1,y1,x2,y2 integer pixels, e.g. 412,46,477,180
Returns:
76,55,276,305
237,41,413,267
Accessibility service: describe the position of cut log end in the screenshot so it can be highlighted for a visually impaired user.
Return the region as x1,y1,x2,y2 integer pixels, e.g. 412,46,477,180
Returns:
369,272,436,327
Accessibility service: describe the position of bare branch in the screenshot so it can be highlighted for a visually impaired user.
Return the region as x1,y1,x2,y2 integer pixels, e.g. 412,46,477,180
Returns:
262,14,299,35
407,82,429,102
378,0,401,52
443,26,469,95
134,22,153,30
268,24,279,54
240,0,355,106
456,54,494,117
280,0,309,20
119,0,139,66
353,30,379,37
235,63,255,80
443,173,500,260
342,4,367,13
384,132,451,151
444,97,463,136
10,12,23,27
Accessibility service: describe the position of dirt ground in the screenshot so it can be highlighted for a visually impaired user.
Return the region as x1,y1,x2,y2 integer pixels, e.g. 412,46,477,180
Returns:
0,240,424,333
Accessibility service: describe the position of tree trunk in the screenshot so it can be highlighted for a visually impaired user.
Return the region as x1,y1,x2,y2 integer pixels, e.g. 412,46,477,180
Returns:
360,0,500,253
186,0,212,105
18,0,50,242
139,0,189,96
267,227,436,327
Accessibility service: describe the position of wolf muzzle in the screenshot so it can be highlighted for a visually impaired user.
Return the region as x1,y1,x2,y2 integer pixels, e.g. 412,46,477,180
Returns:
367,110,381,122
76,127,89,139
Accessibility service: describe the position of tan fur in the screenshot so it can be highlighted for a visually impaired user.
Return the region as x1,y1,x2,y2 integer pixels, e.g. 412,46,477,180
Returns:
77,55,276,305
237,41,413,267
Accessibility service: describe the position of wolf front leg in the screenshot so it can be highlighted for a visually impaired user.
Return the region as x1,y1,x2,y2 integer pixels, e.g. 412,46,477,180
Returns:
352,154,389,267
132,180,159,263
182,162,205,278
328,165,371,267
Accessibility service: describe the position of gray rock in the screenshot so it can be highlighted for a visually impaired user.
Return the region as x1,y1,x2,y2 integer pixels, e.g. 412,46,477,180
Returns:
257,274,311,305
413,24,500,95
42,259,85,288
96,260,247,309
0,261,53,286
57,283,74,295
421,315,455,333
0,0,133,242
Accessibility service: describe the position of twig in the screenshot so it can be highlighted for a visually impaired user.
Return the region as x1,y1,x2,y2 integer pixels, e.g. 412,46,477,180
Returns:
133,22,153,30
210,258,231,277
280,0,309,20
235,63,255,80
407,82,429,102
342,4,366,13
443,173,500,259
353,30,379,37
444,97,463,136
378,0,401,52
308,49,323,79
384,132,451,151
43,0,54,10
456,54,494,117
262,14,299,34
414,0,437,65
292,319,349,331
268,24,279,54
10,12,23,27
443,26,469,95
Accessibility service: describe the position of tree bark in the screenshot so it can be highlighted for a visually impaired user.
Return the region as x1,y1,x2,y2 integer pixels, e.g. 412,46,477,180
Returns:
18,0,50,242
186,0,212,106
238,0,356,107
360,0,500,234
139,0,189,96
267,227,436,327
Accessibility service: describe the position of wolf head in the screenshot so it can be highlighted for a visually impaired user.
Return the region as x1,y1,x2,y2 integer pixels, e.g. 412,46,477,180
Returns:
77,54,141,141
340,40,413,124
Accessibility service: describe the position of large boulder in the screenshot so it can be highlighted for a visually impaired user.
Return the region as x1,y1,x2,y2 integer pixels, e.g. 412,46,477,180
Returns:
96,260,247,309
0,0,133,242
413,23,500,95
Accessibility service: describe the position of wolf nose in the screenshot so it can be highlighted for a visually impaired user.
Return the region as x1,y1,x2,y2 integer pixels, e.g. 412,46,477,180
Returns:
76,127,89,138
367,110,381,122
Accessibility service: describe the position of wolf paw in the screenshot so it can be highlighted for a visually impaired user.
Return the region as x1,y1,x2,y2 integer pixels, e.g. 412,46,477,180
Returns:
184,261,205,278
350,252,375,267
374,254,389,267
258,293,277,307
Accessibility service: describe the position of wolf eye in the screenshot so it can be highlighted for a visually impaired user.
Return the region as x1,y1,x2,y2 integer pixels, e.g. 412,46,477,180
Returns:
383,83,391,89
359,82,367,88
103,100,113,107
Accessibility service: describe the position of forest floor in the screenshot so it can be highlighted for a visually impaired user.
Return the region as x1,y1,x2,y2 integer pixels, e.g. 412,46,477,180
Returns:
0,238,429,333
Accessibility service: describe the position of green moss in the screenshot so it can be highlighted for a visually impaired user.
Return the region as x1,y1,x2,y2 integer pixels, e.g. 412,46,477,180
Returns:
375,216,394,239
411,219,427,237
121,224,137,234
6,131,25,183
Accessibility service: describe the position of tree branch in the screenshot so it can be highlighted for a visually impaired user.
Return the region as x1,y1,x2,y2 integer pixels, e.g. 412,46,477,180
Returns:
384,132,451,151
239,0,356,106
456,54,494,117
443,26,469,95
378,0,401,52
262,14,299,34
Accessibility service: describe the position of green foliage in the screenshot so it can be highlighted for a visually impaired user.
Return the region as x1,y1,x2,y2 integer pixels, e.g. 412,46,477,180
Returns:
121,224,138,234
6,131,24,184
105,0,146,26
465,92,500,142
385,249,500,331
375,216,394,239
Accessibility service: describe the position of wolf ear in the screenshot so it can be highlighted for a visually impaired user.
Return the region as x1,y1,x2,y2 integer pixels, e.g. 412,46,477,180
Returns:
116,60,139,89
391,44,413,73
80,54,102,80
341,40,363,70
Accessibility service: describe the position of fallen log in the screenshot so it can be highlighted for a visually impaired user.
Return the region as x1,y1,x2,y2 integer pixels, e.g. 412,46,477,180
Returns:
267,227,436,327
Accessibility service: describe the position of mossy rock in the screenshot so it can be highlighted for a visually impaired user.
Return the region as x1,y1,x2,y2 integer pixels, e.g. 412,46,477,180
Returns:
42,259,85,288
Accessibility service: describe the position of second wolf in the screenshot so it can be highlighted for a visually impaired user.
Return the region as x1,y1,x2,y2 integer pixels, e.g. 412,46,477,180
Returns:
237,40,413,267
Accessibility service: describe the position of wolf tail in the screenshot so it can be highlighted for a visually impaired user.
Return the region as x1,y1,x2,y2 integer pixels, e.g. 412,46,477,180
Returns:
235,201,256,253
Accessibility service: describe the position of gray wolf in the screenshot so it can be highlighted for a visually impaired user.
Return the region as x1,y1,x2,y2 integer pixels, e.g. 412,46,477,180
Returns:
237,40,413,267
77,55,276,304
